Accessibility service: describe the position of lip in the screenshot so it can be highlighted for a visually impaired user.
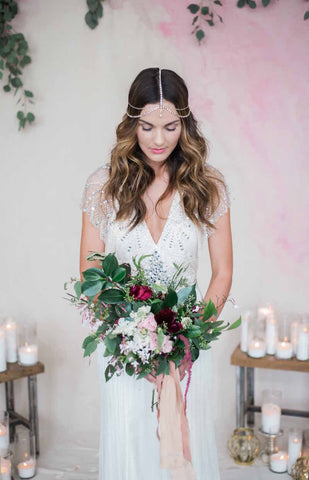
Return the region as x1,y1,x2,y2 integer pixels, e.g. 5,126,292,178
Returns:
151,148,166,154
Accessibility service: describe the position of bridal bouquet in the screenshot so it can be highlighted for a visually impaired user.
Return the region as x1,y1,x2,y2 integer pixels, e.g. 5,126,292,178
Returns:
64,251,240,385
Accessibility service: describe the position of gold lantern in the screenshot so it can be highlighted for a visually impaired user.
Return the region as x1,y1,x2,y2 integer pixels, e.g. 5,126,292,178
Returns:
291,456,309,480
227,427,261,465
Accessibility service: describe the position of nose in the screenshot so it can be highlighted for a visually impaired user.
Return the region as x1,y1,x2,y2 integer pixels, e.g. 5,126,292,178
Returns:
153,128,165,147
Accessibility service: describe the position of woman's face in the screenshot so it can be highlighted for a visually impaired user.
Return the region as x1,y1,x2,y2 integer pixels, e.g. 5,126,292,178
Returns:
136,100,182,168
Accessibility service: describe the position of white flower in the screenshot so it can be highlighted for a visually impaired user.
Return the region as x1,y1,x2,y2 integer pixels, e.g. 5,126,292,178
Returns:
130,305,151,322
113,318,136,336
181,316,193,329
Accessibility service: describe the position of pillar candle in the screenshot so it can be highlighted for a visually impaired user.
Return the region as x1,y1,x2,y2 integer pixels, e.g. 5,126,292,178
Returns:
270,451,288,473
0,328,6,372
291,321,298,355
266,315,278,355
3,318,17,363
0,424,9,455
261,403,281,434
296,326,309,361
240,315,249,352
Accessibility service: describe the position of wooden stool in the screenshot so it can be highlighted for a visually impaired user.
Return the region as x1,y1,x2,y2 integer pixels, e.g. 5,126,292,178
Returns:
230,344,309,428
0,361,44,456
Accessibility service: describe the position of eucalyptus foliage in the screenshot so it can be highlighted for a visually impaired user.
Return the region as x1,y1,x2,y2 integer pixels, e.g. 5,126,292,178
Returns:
0,0,35,130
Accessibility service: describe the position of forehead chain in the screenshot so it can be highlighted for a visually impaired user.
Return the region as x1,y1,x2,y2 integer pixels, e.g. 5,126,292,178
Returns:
126,68,191,119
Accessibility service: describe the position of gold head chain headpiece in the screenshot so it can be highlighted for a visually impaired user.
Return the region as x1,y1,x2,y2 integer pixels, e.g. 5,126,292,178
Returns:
126,68,191,119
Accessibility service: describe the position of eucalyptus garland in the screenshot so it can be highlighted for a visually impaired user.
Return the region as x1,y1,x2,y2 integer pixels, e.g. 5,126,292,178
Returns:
0,0,35,130
188,0,309,44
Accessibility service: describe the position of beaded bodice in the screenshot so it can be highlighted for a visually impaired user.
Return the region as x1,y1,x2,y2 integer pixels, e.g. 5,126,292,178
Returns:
80,164,231,288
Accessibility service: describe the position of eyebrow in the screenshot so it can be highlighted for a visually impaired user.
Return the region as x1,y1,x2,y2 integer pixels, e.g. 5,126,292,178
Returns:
138,119,180,127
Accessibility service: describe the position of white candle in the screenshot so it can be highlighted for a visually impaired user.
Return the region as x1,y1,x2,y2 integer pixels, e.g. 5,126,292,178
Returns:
240,315,249,352
0,424,9,455
248,338,266,358
261,402,281,434
266,315,278,355
258,306,273,321
270,451,288,473
276,340,293,359
291,321,298,355
17,457,36,478
296,326,309,361
3,318,17,363
288,437,302,474
1,457,11,480
0,328,6,372
18,344,38,366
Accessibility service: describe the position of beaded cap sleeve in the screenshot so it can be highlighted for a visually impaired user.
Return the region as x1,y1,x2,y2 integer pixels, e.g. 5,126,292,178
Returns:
204,164,231,238
80,164,113,242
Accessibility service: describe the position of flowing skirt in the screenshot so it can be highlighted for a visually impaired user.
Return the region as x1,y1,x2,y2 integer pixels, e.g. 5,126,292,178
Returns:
97,341,221,480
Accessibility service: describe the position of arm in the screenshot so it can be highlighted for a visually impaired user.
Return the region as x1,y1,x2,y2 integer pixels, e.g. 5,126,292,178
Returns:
79,212,106,282
203,208,233,319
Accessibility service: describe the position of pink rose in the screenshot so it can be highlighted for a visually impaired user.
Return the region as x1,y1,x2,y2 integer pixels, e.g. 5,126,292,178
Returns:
139,313,157,332
161,335,173,353
149,332,158,351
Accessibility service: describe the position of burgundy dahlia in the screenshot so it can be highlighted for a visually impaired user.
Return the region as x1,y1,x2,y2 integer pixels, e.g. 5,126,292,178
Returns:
129,285,153,301
167,321,184,334
154,307,176,326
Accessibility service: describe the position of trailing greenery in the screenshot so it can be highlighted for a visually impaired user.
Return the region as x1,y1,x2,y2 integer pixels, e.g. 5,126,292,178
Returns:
0,0,35,130
188,0,309,44
85,0,105,29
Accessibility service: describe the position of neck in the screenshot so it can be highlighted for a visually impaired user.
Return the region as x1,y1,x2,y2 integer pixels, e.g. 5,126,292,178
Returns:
145,158,169,180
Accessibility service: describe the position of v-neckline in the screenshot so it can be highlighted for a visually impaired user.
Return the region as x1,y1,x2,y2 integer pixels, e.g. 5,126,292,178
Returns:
143,190,179,247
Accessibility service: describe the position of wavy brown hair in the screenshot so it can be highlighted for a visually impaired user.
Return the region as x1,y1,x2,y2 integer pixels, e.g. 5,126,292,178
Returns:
104,67,226,232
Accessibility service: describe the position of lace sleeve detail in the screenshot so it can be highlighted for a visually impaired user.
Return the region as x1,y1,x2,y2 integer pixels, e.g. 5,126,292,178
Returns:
205,164,231,238
80,164,113,241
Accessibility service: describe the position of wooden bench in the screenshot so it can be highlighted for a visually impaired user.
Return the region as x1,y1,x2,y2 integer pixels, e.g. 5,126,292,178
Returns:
0,361,44,456
230,344,309,427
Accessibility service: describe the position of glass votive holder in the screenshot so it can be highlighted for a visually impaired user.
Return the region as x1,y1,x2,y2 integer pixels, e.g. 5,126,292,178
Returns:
291,313,301,356
288,428,303,474
265,312,278,356
276,313,293,359
261,388,282,434
0,326,6,373
0,411,9,456
240,308,254,352
296,319,309,361
0,450,13,480
2,316,18,363
270,450,288,473
227,427,261,465
15,425,36,479
18,321,38,366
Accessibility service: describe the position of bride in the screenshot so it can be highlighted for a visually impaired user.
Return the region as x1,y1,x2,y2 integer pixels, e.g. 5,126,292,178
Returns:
79,67,233,480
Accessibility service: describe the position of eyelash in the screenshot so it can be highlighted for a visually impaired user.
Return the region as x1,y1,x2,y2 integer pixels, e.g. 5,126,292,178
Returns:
141,127,176,132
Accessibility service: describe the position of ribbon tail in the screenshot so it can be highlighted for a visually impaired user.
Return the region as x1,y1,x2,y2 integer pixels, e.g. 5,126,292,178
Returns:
156,361,197,480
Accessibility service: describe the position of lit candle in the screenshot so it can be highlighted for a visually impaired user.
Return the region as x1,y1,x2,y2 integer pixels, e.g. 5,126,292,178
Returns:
3,317,17,363
296,326,309,361
276,338,293,359
266,314,278,355
248,338,266,358
18,344,38,366
0,328,6,372
17,457,36,479
258,306,273,321
291,321,298,355
0,457,11,480
270,451,288,473
0,424,9,455
288,431,302,474
261,403,281,434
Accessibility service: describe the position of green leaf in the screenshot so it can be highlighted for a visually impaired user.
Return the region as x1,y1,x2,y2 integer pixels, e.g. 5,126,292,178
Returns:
136,368,152,380
16,110,24,119
105,364,116,382
0,71,2,80
157,329,165,351
74,281,82,299
237,0,246,6
85,11,98,29
26,112,35,122
81,280,103,296
99,288,125,304
125,363,135,376
186,325,201,338
87,0,99,12
201,6,209,15
214,0,222,4
83,339,97,357
226,316,242,331
24,90,33,97
112,267,126,283
156,358,170,376
177,285,196,305
10,76,22,87
188,4,200,14
20,55,31,67
203,299,217,321
305,11,309,20
0,60,4,69
196,29,205,42
162,289,178,308
247,0,256,8
97,3,103,17
82,334,96,349
104,334,121,354
102,253,118,277
82,267,105,281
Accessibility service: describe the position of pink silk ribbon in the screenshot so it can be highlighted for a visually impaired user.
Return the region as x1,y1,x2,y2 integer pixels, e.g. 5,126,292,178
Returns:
155,361,197,480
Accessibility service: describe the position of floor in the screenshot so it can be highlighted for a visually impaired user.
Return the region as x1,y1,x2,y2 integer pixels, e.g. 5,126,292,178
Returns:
22,444,291,480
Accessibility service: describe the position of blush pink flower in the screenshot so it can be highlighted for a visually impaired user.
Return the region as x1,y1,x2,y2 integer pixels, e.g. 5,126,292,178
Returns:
149,332,158,351
161,335,173,353
139,313,157,332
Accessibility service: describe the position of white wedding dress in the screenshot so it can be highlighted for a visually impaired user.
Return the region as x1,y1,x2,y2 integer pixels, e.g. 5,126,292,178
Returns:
80,163,231,480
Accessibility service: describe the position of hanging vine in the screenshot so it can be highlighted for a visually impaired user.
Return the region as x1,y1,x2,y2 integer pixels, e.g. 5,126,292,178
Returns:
188,0,309,44
0,0,35,130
